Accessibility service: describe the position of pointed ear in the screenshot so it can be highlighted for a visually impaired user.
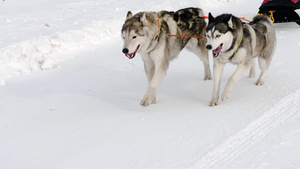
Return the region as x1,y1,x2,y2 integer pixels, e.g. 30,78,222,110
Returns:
227,14,233,29
208,13,214,24
141,12,148,26
126,11,133,20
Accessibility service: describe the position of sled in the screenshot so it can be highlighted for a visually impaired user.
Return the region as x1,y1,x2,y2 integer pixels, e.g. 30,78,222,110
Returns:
258,0,300,25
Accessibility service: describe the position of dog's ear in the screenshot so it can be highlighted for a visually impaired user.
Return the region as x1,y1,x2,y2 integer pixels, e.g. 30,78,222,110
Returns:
226,14,233,29
208,13,214,24
126,11,133,20
141,12,148,26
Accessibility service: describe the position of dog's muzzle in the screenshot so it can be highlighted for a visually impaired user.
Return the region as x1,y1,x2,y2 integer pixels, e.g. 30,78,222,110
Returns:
122,45,140,59
206,43,223,58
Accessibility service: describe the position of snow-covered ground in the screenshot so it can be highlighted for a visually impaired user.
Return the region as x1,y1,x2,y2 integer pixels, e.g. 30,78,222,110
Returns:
1,0,300,169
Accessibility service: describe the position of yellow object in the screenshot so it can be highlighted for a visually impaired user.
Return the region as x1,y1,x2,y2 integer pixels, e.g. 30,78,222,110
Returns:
258,11,275,23
269,11,275,23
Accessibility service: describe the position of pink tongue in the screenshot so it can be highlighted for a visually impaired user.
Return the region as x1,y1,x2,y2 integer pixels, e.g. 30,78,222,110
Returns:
213,46,222,56
126,53,133,57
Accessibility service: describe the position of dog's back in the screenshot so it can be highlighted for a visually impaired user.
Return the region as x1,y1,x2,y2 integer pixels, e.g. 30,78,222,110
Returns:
174,8,206,38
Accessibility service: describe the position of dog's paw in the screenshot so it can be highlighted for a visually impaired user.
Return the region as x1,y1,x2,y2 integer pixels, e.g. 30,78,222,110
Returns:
204,75,212,81
249,74,256,78
249,70,256,78
209,100,218,106
256,80,264,86
221,92,230,101
140,97,156,107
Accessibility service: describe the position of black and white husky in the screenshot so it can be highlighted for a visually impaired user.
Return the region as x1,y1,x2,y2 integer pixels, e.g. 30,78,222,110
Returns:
206,13,276,106
121,8,212,106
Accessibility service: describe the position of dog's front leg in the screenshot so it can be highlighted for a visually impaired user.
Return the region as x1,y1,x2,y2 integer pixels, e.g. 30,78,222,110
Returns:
142,54,155,82
221,63,251,101
141,59,168,107
210,60,225,106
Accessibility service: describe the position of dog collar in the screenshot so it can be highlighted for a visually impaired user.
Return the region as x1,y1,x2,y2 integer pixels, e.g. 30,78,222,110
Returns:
232,31,243,57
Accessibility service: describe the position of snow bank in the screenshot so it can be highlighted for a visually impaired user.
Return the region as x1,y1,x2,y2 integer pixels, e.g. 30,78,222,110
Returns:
0,20,122,83
0,0,239,84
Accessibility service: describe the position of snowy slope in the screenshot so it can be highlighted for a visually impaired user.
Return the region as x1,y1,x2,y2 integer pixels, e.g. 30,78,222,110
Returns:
1,0,300,169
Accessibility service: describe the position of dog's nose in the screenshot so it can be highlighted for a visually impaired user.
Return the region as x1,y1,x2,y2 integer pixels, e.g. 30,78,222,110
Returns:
122,48,129,54
206,45,212,50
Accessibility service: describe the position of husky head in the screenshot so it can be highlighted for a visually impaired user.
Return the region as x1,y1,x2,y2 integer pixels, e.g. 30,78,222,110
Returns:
206,13,236,58
121,11,156,59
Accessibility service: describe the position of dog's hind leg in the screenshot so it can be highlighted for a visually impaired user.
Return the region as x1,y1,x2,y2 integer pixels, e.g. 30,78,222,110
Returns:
249,59,256,78
186,39,212,80
199,50,212,80
256,57,269,86
199,40,212,80
256,44,275,85
141,57,169,107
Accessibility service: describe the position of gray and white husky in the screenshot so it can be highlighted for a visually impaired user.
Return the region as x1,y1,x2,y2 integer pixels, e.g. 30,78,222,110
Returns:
121,8,212,106
206,13,276,106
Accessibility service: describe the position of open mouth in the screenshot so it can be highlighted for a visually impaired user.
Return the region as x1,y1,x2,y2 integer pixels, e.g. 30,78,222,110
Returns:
125,45,140,59
212,43,223,58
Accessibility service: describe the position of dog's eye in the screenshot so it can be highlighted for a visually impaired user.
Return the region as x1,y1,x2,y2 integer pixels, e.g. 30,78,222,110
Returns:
216,34,221,38
122,37,125,39
207,35,210,38
132,36,137,39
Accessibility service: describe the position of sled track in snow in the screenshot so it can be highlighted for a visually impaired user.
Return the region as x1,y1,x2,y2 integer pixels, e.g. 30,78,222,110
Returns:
190,90,300,169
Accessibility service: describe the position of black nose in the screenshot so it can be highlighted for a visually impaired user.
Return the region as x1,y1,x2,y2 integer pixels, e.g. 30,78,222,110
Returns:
122,48,129,54
206,45,212,50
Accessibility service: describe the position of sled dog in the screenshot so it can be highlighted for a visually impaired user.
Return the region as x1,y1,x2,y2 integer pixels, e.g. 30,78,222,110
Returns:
121,8,212,106
206,13,276,106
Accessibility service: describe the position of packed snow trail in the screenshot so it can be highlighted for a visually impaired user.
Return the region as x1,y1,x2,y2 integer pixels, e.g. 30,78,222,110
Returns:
190,90,300,169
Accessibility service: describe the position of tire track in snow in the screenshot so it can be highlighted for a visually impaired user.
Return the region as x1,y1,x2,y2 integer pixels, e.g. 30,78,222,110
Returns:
189,90,300,169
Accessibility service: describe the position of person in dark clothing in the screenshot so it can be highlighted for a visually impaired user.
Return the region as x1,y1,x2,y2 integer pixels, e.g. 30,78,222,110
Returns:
258,0,300,25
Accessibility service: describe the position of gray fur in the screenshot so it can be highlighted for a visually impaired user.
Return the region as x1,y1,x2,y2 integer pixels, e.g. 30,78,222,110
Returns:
206,13,276,106
121,8,211,106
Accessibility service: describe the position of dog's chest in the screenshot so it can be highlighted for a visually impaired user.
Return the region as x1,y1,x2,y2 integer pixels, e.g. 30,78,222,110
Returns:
218,48,248,64
230,48,248,64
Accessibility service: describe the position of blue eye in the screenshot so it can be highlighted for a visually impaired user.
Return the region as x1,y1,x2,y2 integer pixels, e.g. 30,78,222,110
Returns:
216,34,221,38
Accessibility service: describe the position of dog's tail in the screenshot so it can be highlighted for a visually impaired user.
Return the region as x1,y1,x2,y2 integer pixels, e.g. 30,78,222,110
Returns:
175,7,204,18
253,14,273,25
196,8,204,17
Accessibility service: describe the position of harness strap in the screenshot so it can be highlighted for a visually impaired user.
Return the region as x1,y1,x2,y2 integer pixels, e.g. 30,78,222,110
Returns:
232,31,244,58
155,17,161,40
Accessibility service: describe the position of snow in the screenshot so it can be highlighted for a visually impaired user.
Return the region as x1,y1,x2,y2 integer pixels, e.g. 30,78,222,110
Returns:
0,0,300,169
